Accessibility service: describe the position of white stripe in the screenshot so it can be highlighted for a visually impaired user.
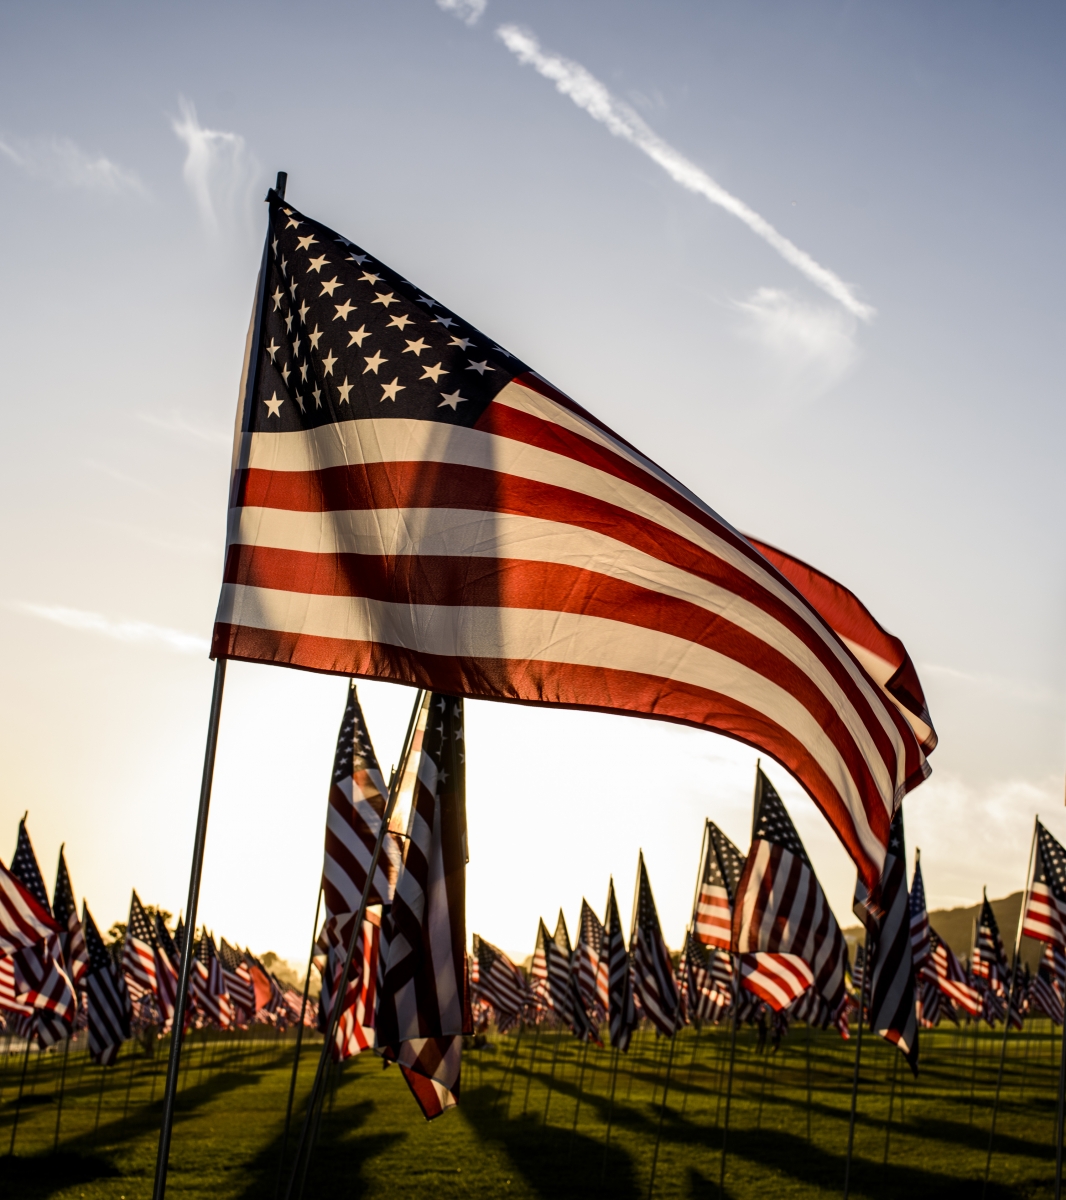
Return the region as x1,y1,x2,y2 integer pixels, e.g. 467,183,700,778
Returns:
219,583,882,861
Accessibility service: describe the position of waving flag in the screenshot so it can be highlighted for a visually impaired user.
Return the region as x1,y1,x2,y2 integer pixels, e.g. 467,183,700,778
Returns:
192,933,233,1028
1031,948,1064,1025
0,857,57,958
121,891,158,1002
212,191,928,891
154,915,179,1030
929,929,981,1017
219,939,256,1018
630,853,681,1036
1022,822,1066,947
747,539,937,754
473,935,528,1020
693,821,746,950
83,903,131,1065
603,877,636,1051
733,768,848,1027
908,852,934,980
973,891,1009,990
739,952,813,1012
377,693,471,1119
52,848,89,986
575,899,609,1020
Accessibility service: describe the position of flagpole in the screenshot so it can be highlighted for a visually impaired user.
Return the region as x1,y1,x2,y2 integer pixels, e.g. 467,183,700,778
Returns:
717,975,741,1198
283,686,426,1200
983,815,1039,1196
52,1032,71,1153
646,1029,678,1200
151,655,227,1200
600,1044,621,1182
842,925,871,1200
274,883,323,1200
7,1033,33,1155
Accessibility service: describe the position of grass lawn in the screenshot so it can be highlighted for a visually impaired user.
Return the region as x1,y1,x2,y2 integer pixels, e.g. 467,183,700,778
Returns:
1,1019,1063,1198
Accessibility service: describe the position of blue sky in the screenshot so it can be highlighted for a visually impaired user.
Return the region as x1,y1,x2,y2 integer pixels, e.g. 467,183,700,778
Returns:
1,0,1063,963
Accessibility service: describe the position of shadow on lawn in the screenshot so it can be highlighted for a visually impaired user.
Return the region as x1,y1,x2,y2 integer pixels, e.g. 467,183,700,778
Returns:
0,1150,121,1198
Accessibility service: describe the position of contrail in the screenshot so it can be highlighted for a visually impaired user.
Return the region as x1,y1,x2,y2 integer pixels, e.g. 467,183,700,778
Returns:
497,25,874,322
14,602,209,656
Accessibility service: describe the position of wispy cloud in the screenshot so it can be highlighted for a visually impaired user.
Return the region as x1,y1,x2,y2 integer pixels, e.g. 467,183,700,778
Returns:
734,287,860,397
920,661,1064,708
14,602,209,656
496,26,873,322
0,135,146,196
138,411,231,446
171,97,259,232
437,0,486,24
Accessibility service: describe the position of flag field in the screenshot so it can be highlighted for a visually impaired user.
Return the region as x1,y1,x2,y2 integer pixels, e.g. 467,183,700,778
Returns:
2,1021,1064,1198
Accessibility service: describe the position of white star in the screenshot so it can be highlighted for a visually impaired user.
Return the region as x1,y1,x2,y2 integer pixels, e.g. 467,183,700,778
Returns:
264,392,284,417
372,292,398,308
289,275,298,299
320,277,342,298
299,361,309,382
308,325,323,350
312,385,322,409
348,252,371,266
347,325,371,348
321,349,338,376
296,234,317,251
403,338,429,357
284,214,301,229
293,392,306,413
279,255,288,276
298,300,310,324
416,295,436,307
271,236,278,255
438,390,468,410
284,312,294,333
359,271,382,285
333,300,357,321
307,255,328,273
292,335,302,358
380,377,405,402
466,359,494,375
363,350,387,375
265,338,281,362
281,362,291,385
433,316,456,328
337,377,354,404
387,313,414,331
271,286,284,311
449,336,474,351
420,362,447,383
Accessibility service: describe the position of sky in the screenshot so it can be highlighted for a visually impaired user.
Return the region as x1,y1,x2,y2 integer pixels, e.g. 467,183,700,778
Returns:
0,0,1064,967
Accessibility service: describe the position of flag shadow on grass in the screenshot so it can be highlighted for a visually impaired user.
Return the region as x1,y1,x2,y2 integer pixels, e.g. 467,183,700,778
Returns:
460,1079,640,1199
0,1151,121,1198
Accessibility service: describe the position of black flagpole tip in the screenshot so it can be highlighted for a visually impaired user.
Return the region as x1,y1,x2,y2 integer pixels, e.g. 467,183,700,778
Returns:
275,171,288,200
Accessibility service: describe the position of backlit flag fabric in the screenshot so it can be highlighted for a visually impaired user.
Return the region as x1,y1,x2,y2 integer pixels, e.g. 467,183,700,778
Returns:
575,899,609,1021
52,849,89,987
377,693,471,1119
908,853,934,981
473,934,528,1021
929,928,982,1017
154,915,179,1031
853,809,918,1072
973,891,1009,990
1022,822,1066,947
0,955,34,1017
693,821,746,950
747,539,937,754
219,938,256,1018
0,857,57,957
739,952,813,1012
211,192,928,891
733,768,848,1027
83,903,131,1065
603,877,637,1051
322,681,402,953
193,934,234,1029
121,891,158,1002
630,853,681,1036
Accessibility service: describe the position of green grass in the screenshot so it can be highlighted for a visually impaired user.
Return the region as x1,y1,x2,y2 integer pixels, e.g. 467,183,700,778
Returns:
1,1019,1063,1198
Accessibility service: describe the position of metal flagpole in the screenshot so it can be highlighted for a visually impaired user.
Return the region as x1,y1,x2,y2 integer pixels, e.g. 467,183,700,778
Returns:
983,816,1039,1196
646,1029,678,1200
502,1021,524,1117
568,1037,591,1147
1055,1001,1066,1200
274,884,324,1200
805,1019,813,1143
151,655,228,1200
7,1034,34,1155
283,687,426,1200
843,926,871,1200
717,979,741,1198
680,1022,702,1115
883,1051,899,1165
541,1026,563,1129
52,1033,71,1153
600,1045,621,1182
521,1021,542,1116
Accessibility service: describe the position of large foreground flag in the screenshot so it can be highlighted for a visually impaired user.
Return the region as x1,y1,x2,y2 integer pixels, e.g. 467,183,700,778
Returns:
1022,822,1066,947
733,768,848,1026
377,693,471,1119
747,539,937,754
211,191,928,890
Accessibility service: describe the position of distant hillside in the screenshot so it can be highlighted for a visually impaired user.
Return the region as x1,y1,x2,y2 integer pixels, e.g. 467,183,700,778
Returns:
844,891,1040,972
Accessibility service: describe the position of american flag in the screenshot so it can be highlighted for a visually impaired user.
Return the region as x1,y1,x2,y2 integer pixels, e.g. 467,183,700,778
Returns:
603,877,636,1051
1031,950,1064,1025
853,809,918,1072
9,820,77,1042
377,692,471,1119
693,821,746,951
0,955,34,1018
1022,822,1066,947
321,682,402,955
154,914,179,1030
929,928,981,1017
908,852,934,981
473,934,528,1021
973,891,1009,990
246,952,283,1016
739,953,813,1012
748,539,937,754
192,933,234,1028
121,890,158,1002
630,852,681,1036
550,910,596,1039
0,856,57,958
321,908,383,1059
52,848,89,986
211,191,928,893
575,899,609,1022
82,902,131,1065
219,938,256,1018
733,768,848,1026
681,932,725,1022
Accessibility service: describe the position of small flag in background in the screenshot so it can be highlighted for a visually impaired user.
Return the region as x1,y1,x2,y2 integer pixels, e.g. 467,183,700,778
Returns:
629,853,681,1036
1022,822,1066,947
154,914,179,1030
603,877,636,1051
973,890,1010,991
575,899,609,1022
83,902,131,1065
693,822,746,951
473,934,528,1022
908,852,934,982
929,928,982,1017
219,938,256,1019
0,856,57,959
52,848,89,986
122,890,158,1002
